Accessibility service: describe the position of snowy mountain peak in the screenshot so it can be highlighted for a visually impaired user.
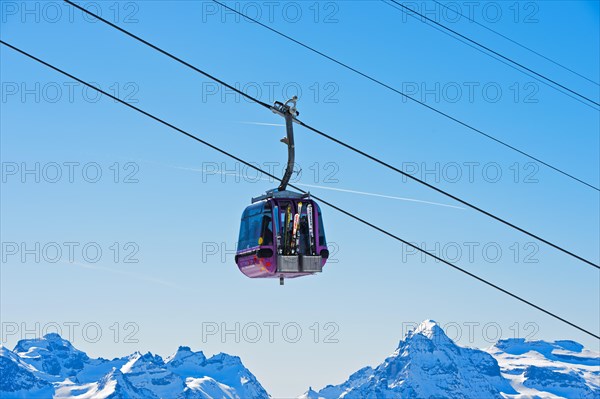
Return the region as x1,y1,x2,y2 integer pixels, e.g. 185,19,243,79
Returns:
40,333,62,341
2,337,268,399
165,345,206,365
413,319,439,333
299,386,320,399
404,319,451,344
168,351,268,398
209,352,242,365
12,333,90,379
14,332,77,354
301,320,599,399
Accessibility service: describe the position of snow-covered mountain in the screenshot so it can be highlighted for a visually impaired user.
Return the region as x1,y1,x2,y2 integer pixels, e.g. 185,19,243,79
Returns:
3,322,598,399
487,337,600,398
0,333,269,399
300,320,600,399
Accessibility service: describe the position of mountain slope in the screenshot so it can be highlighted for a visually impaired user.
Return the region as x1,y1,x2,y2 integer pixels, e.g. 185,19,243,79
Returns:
487,338,600,398
301,320,599,399
3,321,598,399
166,347,267,398
13,333,90,380
0,335,269,399
0,346,54,398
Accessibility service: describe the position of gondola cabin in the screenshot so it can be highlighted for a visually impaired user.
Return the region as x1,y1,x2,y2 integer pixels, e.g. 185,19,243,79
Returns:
235,96,329,284
235,190,328,283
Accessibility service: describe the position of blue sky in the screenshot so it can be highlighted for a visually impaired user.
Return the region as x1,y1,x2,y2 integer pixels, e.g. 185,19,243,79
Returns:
1,1,599,396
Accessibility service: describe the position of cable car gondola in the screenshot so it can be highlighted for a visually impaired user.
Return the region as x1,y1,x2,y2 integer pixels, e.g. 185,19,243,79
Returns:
235,97,329,285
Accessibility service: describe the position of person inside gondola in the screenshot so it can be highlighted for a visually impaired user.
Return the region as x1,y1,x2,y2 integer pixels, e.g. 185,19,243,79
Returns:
260,215,273,245
298,215,310,255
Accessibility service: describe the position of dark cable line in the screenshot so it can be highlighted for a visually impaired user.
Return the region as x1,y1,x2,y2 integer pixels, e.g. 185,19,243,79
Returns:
296,120,600,270
204,0,598,190
61,0,600,269
60,2,271,112
431,0,600,87
3,39,597,340
381,0,598,111
385,0,599,107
